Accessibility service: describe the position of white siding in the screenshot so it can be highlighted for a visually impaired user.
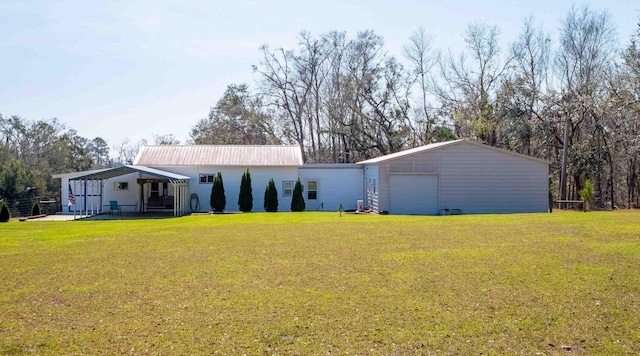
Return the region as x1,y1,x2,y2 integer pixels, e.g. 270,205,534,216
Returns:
371,141,548,215
437,144,548,214
103,173,140,211
151,166,299,212
58,172,140,214
298,165,363,211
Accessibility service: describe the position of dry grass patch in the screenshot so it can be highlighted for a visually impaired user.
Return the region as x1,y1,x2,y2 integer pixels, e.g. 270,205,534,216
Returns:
1,211,639,354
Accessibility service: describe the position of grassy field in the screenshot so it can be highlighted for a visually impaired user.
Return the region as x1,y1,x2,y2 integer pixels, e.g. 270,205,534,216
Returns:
1,211,639,354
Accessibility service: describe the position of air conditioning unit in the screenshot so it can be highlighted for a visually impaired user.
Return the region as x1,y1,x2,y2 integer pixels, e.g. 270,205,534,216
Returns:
357,200,364,212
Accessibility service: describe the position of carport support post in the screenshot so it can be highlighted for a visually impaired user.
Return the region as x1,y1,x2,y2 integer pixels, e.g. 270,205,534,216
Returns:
138,180,145,213
91,180,95,215
83,180,87,217
73,180,76,220
184,182,188,215
100,179,104,214
171,181,177,217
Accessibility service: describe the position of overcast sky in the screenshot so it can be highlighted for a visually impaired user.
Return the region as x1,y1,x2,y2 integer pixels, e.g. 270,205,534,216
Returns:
1,0,638,148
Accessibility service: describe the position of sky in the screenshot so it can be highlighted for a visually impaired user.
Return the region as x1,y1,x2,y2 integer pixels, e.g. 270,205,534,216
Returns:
1,0,639,149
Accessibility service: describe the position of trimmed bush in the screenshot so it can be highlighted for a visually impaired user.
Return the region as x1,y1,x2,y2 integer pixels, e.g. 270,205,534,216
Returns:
238,169,253,212
263,178,278,212
0,201,10,222
290,179,305,212
32,201,41,216
210,172,226,212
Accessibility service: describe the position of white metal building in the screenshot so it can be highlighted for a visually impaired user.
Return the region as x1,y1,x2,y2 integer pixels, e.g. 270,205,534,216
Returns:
359,139,550,214
53,140,549,216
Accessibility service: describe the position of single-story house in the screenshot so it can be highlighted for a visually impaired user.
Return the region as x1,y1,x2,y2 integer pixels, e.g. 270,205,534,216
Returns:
53,139,549,216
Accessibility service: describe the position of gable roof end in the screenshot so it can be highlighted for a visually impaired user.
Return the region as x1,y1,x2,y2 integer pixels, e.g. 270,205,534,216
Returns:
357,139,549,165
357,140,462,164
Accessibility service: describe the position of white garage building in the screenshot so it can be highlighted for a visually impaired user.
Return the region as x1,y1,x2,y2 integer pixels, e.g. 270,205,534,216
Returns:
359,139,549,215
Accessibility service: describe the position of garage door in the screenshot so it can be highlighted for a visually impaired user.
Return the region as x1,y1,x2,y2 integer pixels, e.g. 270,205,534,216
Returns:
389,175,439,215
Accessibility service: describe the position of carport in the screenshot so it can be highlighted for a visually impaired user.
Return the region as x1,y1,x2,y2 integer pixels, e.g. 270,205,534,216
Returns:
69,165,191,219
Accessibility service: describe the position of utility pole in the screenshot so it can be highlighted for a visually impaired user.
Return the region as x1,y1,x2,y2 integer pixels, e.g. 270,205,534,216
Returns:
559,113,570,203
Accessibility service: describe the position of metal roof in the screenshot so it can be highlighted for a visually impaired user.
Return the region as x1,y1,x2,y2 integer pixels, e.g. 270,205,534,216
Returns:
357,139,550,165
300,163,362,169
133,145,304,166
357,140,462,164
69,165,191,181
52,168,110,179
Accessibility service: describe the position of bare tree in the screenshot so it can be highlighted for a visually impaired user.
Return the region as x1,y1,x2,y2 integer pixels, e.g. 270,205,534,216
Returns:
495,17,552,155
254,44,313,161
113,138,147,166
554,5,617,205
152,134,180,145
403,28,441,144
436,23,512,145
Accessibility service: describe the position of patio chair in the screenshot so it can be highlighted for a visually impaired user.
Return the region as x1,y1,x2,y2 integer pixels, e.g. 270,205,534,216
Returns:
109,201,122,216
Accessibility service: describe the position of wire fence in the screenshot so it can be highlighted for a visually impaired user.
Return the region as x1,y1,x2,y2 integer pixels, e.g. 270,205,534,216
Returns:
2,197,60,218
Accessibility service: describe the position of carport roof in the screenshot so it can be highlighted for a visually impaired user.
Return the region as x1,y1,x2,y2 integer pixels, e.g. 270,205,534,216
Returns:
69,165,191,181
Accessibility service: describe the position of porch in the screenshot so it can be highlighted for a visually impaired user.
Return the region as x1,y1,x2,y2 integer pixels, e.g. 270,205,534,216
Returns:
68,165,191,219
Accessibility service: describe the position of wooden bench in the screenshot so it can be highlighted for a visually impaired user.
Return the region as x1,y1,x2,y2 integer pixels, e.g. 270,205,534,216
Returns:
555,200,584,210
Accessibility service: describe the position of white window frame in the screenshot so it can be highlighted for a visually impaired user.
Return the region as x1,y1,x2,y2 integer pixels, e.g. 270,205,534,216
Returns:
283,181,293,197
114,182,129,190
307,180,318,200
199,174,215,184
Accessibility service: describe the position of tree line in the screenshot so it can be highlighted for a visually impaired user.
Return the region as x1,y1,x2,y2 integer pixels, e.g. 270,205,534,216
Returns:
2,5,639,210
191,6,640,209
0,115,180,200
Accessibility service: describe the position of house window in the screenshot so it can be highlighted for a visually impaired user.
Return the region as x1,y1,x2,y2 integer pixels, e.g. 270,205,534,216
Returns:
199,174,215,184
150,182,159,198
307,180,318,200
114,182,128,190
283,181,293,197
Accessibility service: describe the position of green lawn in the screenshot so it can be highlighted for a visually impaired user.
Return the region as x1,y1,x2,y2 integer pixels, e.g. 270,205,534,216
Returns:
1,211,639,354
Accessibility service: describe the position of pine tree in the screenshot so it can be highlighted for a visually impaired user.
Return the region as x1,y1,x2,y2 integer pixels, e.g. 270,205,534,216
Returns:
210,172,226,212
290,179,305,212
263,178,278,212
0,200,10,222
238,169,253,212
238,171,246,211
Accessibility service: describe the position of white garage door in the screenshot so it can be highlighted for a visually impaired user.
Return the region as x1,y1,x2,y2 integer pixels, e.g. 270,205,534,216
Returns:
389,175,439,215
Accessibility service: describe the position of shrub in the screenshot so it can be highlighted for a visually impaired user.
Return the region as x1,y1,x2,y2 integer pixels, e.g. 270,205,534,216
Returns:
290,179,305,212
263,178,278,212
0,201,10,222
32,201,41,216
210,172,226,212
580,179,594,212
238,169,253,212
